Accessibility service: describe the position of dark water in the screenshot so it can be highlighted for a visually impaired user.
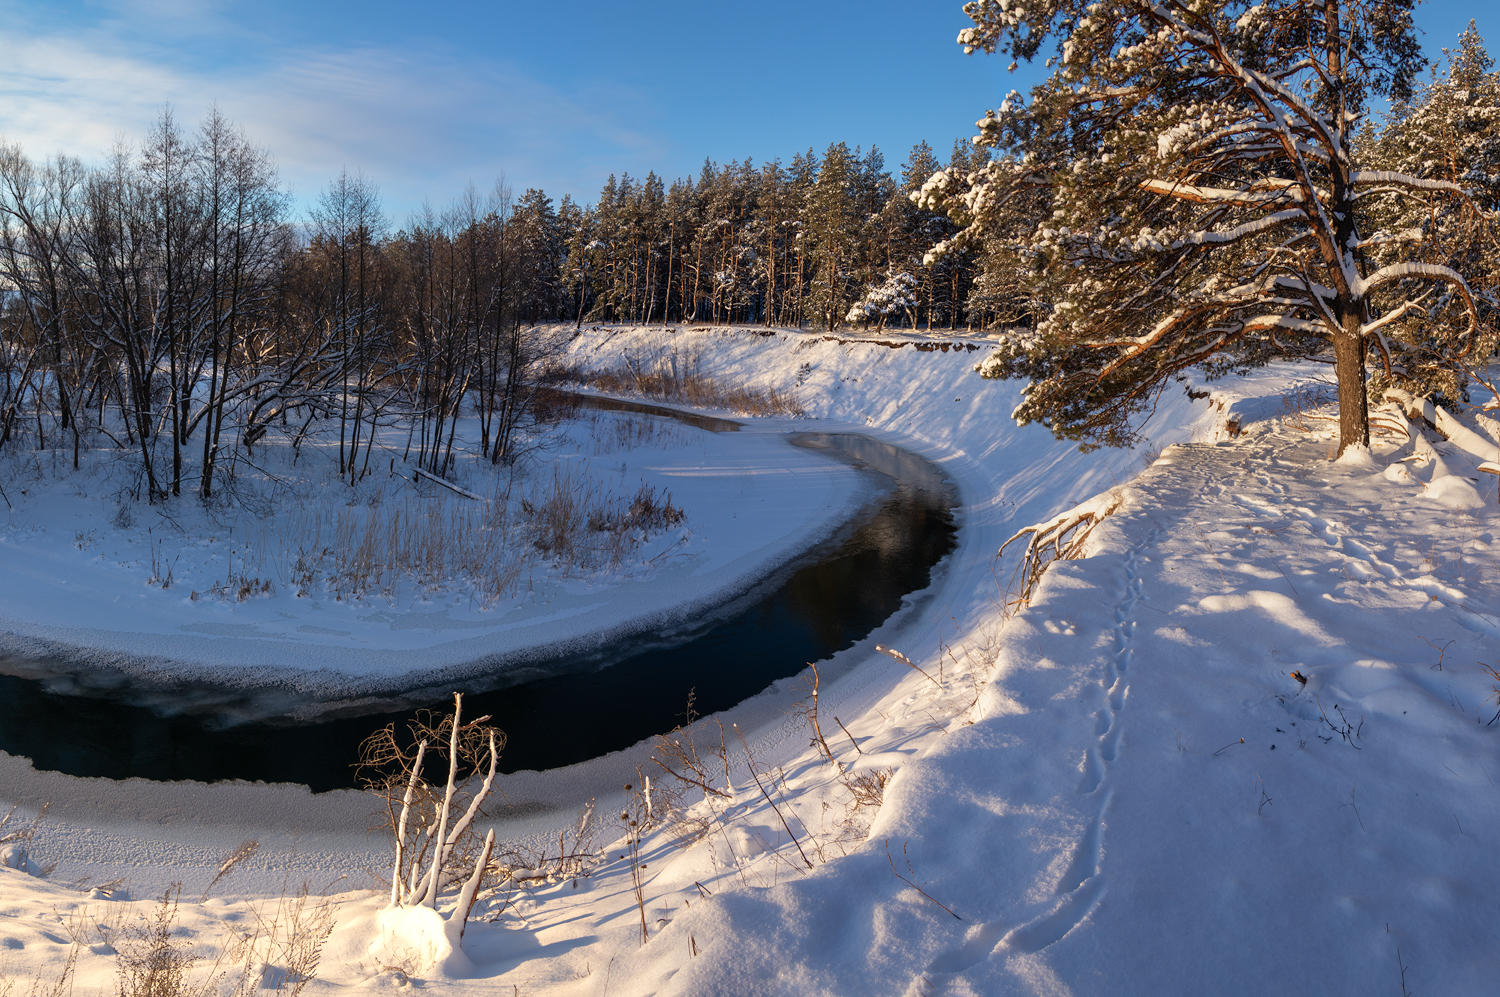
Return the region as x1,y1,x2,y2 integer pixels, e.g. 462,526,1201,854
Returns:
0,432,957,792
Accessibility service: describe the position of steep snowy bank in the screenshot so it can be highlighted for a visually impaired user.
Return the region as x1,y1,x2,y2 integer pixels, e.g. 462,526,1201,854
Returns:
599,422,1500,997
2,324,1395,995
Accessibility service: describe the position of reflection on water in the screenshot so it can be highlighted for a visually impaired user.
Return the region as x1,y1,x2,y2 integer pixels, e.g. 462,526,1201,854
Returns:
0,433,957,791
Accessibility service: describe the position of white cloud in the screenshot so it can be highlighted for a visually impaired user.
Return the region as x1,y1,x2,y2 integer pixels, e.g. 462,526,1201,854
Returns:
0,17,667,214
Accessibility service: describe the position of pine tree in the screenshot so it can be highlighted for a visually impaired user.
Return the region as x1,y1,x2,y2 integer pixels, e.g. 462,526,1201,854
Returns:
1367,22,1500,401
941,0,1473,455
805,142,859,329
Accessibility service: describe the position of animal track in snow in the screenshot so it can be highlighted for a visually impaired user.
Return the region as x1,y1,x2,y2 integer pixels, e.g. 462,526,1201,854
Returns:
1055,812,1104,895
925,811,1110,973
1288,507,1341,546
1078,747,1106,795
930,535,1148,983
998,875,1107,955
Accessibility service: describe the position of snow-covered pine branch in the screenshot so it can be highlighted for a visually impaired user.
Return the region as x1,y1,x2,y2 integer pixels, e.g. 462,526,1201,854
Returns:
927,0,1495,457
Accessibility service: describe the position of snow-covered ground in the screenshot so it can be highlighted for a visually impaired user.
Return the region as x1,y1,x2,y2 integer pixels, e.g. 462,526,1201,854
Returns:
0,401,872,702
4,324,1496,994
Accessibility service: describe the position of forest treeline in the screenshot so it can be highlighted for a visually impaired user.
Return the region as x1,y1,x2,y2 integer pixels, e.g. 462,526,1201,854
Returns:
4,15,1498,502
0,108,994,503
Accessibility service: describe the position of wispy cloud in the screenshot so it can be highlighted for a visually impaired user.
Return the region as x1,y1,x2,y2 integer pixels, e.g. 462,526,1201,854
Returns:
0,13,667,215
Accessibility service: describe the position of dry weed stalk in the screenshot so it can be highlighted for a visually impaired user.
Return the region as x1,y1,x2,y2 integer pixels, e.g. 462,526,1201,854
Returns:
95,874,334,997
200,839,259,901
619,774,653,946
0,804,52,878
884,840,961,920
486,800,599,910
733,725,813,870
834,715,863,755
875,644,941,689
800,663,840,771
650,693,736,848
1481,661,1500,726
112,887,197,997
573,360,803,418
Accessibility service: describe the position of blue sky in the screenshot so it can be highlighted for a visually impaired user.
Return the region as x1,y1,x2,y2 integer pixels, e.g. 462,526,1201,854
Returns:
1,1,1494,222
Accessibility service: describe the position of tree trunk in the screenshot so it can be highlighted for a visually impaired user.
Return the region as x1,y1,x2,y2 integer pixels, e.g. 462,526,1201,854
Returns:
1333,307,1370,457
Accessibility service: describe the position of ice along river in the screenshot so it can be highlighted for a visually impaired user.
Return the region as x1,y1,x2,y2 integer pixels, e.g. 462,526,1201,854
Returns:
0,402,958,791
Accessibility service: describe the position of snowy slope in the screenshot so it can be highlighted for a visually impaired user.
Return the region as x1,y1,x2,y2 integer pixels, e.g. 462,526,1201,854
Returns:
591,425,1499,997
8,325,1472,995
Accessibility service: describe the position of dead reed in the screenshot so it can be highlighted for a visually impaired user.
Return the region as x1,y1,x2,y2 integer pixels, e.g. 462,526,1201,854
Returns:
569,359,803,418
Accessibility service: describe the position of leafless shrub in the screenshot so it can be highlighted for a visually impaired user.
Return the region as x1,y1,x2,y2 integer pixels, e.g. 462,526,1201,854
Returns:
844,768,891,812
113,886,198,997
651,693,734,848
356,693,503,929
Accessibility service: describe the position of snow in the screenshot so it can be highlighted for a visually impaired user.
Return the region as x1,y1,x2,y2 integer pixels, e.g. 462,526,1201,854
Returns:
0,406,873,702
4,323,1496,995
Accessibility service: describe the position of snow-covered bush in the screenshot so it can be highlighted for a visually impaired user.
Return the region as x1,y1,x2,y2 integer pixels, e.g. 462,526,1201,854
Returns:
845,271,919,328
356,693,501,961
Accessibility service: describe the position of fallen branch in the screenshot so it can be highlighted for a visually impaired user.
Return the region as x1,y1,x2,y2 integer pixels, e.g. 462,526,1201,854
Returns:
999,491,1122,608
412,466,485,501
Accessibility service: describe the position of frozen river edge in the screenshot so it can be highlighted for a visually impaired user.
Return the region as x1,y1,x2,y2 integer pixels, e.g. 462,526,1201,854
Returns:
0,406,879,713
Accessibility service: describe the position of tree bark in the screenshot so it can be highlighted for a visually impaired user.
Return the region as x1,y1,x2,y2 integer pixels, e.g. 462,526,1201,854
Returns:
1333,307,1370,456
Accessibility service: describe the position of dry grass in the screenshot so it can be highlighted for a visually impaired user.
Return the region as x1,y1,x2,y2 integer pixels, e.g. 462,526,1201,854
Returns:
1277,384,1336,432
251,461,684,604
567,355,803,418
269,492,527,604
843,769,892,812
522,463,684,575
0,805,52,879
0,876,338,997
580,411,692,455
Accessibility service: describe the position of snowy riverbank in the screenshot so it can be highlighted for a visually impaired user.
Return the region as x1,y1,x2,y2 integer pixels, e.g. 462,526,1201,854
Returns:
9,325,1490,995
0,401,881,706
